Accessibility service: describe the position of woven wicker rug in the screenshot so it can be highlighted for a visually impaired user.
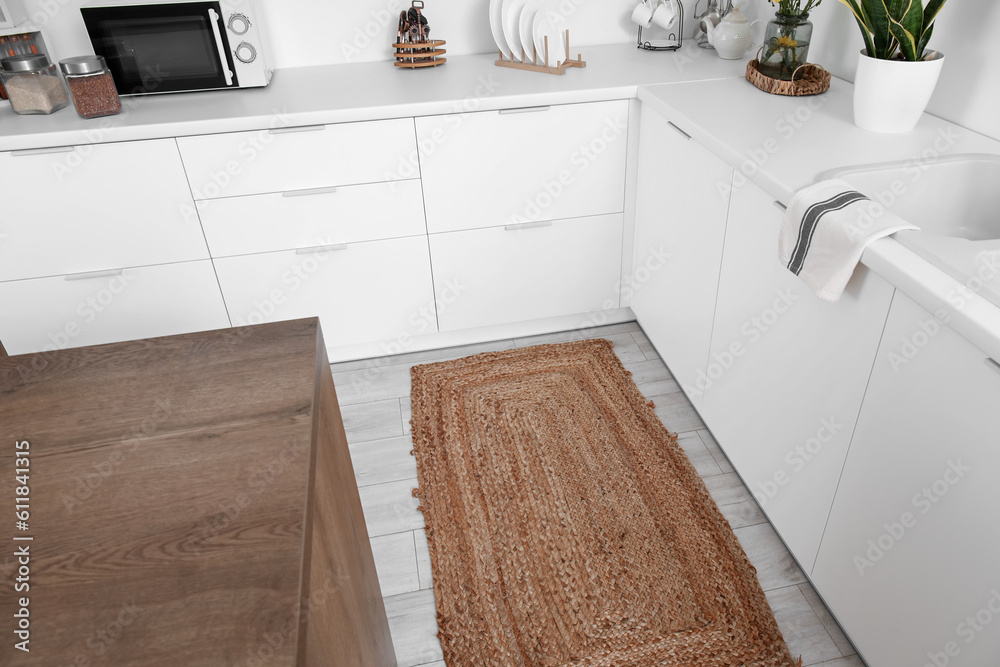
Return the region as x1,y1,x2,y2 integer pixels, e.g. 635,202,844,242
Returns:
409,339,800,667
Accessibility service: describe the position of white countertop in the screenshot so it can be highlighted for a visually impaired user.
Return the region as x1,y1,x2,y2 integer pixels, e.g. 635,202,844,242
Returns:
637,77,1000,206
638,77,1000,361
0,43,748,152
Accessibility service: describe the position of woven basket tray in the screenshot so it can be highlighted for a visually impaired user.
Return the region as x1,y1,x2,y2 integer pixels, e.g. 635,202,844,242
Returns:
746,59,831,96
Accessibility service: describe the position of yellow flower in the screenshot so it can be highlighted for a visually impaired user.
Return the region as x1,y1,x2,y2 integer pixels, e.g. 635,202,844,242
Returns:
776,35,799,48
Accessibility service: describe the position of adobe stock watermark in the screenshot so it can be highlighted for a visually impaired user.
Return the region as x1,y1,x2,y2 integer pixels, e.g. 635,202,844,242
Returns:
386,75,503,186
923,589,1000,667
752,416,844,508
889,249,1000,373
347,277,467,397
717,95,832,201
683,287,799,398
853,459,971,576
61,398,173,513
182,437,309,556
510,114,627,225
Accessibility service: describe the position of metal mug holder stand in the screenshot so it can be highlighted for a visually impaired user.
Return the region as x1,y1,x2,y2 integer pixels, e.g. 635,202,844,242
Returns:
636,0,684,52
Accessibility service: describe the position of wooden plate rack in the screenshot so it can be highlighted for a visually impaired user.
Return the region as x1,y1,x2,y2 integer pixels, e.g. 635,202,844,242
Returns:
394,39,447,68
495,30,585,75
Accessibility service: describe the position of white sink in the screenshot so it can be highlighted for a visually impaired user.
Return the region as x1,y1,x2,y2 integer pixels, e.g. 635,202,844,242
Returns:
822,154,1000,309
824,153,1000,241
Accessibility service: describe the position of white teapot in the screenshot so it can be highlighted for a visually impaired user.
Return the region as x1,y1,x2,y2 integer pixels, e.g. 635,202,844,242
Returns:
702,1,764,60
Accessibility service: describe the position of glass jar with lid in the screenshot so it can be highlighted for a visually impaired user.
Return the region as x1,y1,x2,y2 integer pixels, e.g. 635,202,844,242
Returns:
0,53,69,115
60,55,122,119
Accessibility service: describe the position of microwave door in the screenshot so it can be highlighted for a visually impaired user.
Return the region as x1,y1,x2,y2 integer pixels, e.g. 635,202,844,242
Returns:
83,3,238,95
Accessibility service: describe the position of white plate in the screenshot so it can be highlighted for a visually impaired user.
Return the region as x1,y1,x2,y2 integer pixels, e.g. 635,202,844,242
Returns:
518,0,539,62
532,0,567,64
501,0,528,62
489,0,511,60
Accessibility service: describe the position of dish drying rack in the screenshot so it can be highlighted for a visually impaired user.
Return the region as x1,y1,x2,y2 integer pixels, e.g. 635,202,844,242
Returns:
637,0,684,51
495,30,585,76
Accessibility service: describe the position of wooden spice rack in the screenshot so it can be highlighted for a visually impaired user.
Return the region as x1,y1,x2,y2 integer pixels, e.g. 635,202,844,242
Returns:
495,30,585,75
394,39,447,68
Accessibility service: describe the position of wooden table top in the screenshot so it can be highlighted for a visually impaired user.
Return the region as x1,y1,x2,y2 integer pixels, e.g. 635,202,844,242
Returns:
0,318,334,666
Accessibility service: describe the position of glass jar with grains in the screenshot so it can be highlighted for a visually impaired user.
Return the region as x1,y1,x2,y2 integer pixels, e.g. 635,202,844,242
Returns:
0,54,69,115
60,55,122,119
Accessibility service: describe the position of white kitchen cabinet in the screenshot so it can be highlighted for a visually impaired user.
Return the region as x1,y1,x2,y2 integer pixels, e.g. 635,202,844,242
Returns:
176,118,418,199
630,107,732,410
812,291,1000,667
700,178,895,569
198,179,426,257
213,236,437,350
0,139,209,282
428,214,623,331
416,101,629,233
0,261,229,355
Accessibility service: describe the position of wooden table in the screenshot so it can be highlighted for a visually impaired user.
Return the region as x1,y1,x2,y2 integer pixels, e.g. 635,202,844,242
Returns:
0,318,396,666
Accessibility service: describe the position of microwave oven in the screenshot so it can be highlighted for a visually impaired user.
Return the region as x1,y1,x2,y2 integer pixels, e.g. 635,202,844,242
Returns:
81,0,271,96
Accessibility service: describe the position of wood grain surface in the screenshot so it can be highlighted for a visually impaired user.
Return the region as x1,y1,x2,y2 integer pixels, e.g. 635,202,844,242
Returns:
0,318,395,666
0,338,6,357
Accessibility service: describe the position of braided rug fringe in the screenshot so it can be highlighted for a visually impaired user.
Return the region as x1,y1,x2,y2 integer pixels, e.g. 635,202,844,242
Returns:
409,339,801,667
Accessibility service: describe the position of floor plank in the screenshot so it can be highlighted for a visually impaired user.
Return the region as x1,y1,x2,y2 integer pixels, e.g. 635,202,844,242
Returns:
383,589,444,667
370,532,420,598
766,585,844,666
357,478,424,538
349,435,419,488
341,399,404,443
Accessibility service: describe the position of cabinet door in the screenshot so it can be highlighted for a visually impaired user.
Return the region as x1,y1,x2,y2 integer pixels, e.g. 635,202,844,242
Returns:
176,118,418,199
429,214,623,331
630,107,732,410
198,179,426,257
0,140,209,282
416,101,628,233
213,237,437,351
0,261,230,355
701,179,894,568
813,292,1000,667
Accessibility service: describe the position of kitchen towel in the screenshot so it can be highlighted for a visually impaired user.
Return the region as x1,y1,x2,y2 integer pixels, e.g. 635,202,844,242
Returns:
779,178,918,301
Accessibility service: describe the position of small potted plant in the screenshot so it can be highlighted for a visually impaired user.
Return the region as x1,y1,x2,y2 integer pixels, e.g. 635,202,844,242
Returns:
839,0,948,132
758,0,822,81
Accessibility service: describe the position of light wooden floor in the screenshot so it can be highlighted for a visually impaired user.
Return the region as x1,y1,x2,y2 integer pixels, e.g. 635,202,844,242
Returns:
332,321,867,667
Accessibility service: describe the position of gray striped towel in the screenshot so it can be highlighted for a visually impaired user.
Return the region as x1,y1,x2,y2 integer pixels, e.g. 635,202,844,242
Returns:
778,179,918,301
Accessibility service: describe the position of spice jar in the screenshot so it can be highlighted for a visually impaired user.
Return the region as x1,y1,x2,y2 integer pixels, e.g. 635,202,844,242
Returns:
60,55,122,119
0,54,69,115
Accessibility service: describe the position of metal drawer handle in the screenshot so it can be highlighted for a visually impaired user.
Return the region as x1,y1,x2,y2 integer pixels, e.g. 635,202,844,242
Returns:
268,125,325,135
504,221,553,231
499,106,551,114
295,244,348,255
986,358,1000,375
11,146,75,157
773,201,788,212
666,121,691,140
64,269,123,281
282,186,339,198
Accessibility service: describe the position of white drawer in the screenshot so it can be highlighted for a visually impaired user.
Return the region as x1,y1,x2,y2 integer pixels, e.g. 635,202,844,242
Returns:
429,214,624,331
177,118,418,199
416,100,629,233
0,139,210,282
0,261,230,356
213,236,437,350
199,179,426,257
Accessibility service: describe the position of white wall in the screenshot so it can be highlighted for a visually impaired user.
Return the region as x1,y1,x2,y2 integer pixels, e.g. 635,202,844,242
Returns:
800,0,1000,142
21,0,999,140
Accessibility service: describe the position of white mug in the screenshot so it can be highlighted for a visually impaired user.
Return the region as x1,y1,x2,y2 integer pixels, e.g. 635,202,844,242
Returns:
630,0,655,28
651,0,677,30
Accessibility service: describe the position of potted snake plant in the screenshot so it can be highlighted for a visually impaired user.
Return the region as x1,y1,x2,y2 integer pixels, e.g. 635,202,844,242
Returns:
839,0,948,132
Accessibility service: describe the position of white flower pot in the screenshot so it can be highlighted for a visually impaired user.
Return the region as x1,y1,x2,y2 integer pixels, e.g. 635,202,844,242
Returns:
853,50,945,133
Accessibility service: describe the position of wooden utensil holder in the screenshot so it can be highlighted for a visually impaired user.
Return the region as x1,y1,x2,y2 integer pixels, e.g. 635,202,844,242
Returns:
495,30,585,75
394,39,447,68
